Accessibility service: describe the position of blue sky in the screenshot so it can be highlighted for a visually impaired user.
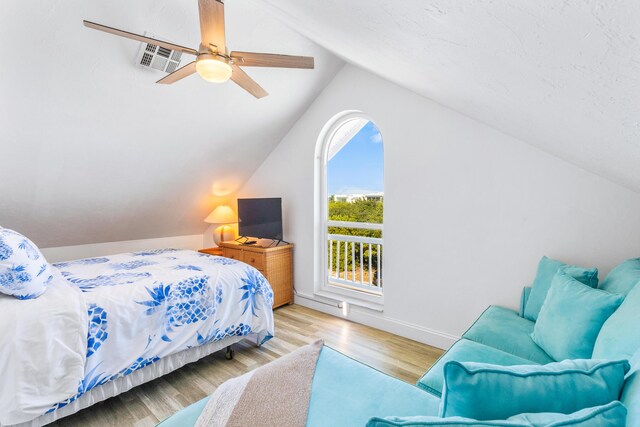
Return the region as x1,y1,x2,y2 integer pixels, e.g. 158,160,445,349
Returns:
328,121,384,195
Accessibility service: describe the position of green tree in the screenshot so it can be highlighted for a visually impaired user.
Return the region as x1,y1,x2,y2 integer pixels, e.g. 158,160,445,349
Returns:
327,199,383,286
328,199,383,224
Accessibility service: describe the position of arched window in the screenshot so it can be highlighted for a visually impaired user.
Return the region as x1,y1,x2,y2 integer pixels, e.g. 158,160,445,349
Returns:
315,112,384,304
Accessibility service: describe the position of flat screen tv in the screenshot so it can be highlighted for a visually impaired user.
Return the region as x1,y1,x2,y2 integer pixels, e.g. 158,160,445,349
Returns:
237,198,283,241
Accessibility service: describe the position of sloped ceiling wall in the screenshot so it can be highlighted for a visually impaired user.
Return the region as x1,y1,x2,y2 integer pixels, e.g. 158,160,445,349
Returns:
0,0,343,248
258,0,640,192
3,1,638,248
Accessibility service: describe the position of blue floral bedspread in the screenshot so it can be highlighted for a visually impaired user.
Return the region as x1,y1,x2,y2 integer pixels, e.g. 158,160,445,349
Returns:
49,249,274,411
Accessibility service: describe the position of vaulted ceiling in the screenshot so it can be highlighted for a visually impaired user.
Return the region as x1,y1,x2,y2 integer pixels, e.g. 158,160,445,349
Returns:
2,0,639,248
259,0,640,192
0,0,343,247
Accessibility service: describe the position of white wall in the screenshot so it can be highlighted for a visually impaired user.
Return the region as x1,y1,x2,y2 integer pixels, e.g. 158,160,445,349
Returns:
42,234,204,263
236,64,640,349
258,0,640,194
0,0,343,249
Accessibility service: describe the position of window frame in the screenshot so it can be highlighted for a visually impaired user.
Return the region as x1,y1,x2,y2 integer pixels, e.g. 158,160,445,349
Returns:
314,111,385,308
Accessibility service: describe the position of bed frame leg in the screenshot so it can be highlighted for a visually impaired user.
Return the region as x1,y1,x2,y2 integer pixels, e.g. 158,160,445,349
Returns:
225,345,235,360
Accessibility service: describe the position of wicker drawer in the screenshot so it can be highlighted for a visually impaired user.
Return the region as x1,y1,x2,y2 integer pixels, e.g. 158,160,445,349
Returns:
243,252,266,271
218,241,293,309
222,248,243,261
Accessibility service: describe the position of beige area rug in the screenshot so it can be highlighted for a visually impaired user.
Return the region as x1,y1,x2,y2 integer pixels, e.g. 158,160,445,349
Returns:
195,340,324,427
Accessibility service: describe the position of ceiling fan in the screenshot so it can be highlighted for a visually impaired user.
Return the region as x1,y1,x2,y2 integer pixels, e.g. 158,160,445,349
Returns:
83,0,314,99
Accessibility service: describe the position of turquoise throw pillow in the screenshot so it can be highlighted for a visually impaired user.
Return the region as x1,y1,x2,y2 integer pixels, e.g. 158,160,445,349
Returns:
439,359,629,420
531,273,623,360
512,401,627,426
599,258,640,296
621,350,640,427
366,416,527,426
523,256,598,321
593,282,640,360
367,402,627,426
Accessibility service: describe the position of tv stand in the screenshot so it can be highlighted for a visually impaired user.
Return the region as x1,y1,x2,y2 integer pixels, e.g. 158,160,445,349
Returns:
235,236,258,245
218,241,294,308
266,239,290,247
235,236,289,247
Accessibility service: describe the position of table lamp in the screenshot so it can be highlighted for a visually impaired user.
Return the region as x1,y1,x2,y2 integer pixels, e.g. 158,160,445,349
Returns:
204,205,237,245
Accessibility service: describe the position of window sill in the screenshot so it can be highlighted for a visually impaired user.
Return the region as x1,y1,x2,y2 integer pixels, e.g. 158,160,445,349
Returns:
314,286,384,312
328,280,383,297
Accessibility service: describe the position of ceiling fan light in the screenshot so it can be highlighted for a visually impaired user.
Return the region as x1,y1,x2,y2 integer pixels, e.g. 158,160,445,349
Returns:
196,56,232,83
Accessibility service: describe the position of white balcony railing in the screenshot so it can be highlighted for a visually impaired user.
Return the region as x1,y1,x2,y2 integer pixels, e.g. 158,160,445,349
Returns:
327,220,383,294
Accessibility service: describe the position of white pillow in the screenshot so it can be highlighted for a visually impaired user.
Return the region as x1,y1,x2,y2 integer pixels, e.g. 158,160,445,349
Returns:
0,228,53,299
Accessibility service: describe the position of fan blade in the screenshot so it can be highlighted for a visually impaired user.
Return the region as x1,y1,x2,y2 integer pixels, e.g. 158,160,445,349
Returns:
230,51,314,69
83,20,198,56
230,65,268,99
156,62,197,84
198,0,226,53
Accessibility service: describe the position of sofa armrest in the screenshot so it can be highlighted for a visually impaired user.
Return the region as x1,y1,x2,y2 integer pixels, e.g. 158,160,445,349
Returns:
519,287,532,318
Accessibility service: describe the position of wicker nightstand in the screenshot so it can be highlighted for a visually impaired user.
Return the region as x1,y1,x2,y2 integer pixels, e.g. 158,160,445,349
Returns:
218,241,294,309
198,247,224,256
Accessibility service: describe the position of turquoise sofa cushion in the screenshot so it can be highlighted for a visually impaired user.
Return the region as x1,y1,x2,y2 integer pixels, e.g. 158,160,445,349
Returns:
367,415,528,426
156,397,209,427
593,283,640,360
463,306,554,364
307,347,440,426
519,287,531,318
511,402,627,426
531,274,624,360
599,258,640,296
367,402,627,427
157,346,441,427
621,350,640,427
523,256,598,321
439,359,629,420
417,339,536,397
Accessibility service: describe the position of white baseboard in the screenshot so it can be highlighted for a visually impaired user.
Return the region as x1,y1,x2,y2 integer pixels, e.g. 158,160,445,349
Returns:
294,293,458,351
41,234,205,263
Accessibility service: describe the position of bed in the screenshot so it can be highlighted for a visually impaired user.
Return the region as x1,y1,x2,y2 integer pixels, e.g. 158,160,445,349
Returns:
0,248,274,427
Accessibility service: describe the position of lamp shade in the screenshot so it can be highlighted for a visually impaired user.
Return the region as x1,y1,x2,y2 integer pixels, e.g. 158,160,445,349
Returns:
204,205,237,224
196,56,233,83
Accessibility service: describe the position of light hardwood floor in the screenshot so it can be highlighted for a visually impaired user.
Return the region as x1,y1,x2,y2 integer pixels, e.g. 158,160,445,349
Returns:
52,304,444,427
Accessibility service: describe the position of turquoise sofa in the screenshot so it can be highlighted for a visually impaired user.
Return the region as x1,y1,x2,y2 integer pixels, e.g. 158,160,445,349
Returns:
414,259,640,426
158,259,640,426
157,346,442,427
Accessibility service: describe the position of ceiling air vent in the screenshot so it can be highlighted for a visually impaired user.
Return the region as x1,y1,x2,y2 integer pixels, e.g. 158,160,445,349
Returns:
135,32,183,73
